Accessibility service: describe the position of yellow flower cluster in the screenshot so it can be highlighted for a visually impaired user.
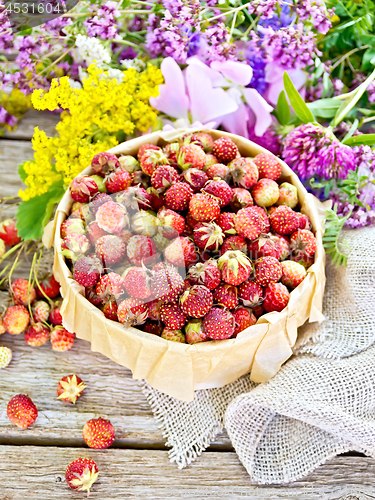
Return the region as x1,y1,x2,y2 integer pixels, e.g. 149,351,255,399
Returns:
20,63,163,201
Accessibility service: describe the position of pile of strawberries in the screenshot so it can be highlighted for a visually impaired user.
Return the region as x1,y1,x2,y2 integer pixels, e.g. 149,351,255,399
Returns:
61,133,317,343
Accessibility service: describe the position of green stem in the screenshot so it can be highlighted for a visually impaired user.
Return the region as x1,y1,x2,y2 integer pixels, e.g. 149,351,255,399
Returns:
201,2,251,24
0,241,24,265
331,46,369,72
28,251,38,321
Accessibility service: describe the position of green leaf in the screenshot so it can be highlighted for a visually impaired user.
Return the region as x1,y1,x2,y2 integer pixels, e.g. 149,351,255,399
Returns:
16,181,65,241
343,133,375,146
17,27,32,36
306,98,341,118
275,90,290,126
18,162,28,183
283,72,315,124
342,118,359,142
361,48,375,70
323,205,351,268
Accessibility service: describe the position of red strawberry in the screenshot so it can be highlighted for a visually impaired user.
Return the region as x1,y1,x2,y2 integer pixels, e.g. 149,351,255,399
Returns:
140,148,169,176
203,308,236,339
195,132,214,152
160,303,187,329
157,207,185,239
49,300,63,325
276,182,298,209
151,165,179,191
105,168,132,193
91,151,120,176
255,256,282,287
70,176,98,203
161,328,186,342
218,250,253,286
205,153,219,169
4,305,30,334
203,179,233,207
32,300,50,323
269,206,300,236
298,213,311,230
7,394,38,428
213,284,238,309
189,193,221,222
65,458,99,495
281,260,307,288
253,152,281,180
89,192,112,215
123,266,152,299
87,222,107,245
164,236,198,268
215,212,236,236
274,234,291,260
0,219,21,246
57,374,86,404
230,187,253,211
251,206,270,233
206,163,230,181
147,299,162,321
11,278,36,306
50,327,75,351
138,143,161,161
73,255,102,287
180,285,213,318
233,307,257,336
230,157,259,189
252,304,265,317
61,232,91,261
181,168,208,192
248,234,282,260
178,144,206,170
251,178,280,207
102,301,118,320
165,182,194,212
290,229,317,257
263,282,290,312
117,297,148,325
291,252,314,269
185,319,209,344
186,212,200,229
147,187,165,212
83,417,115,449
127,234,157,266
60,218,86,239
25,323,50,347
96,234,127,266
193,222,224,251
96,272,126,301
186,260,221,290
234,207,263,240
238,281,263,306
143,320,163,336
220,235,248,256
95,201,128,234
151,266,185,303
85,287,102,306
36,274,60,299
163,142,179,163
212,137,239,163
118,185,153,211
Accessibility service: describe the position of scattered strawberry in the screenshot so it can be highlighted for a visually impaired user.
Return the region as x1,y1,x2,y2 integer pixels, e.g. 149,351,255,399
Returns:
178,143,206,170
157,207,185,239
234,207,263,240
117,298,148,325
186,260,221,290
66,457,99,495
193,222,224,251
0,219,21,246
11,278,36,306
160,303,187,329
189,193,221,222
25,323,50,347
269,206,300,235
161,328,186,342
165,182,194,212
185,319,209,344
91,151,120,176
123,266,152,299
95,201,128,234
220,235,248,255
105,167,132,193
254,256,282,287
83,417,115,449
253,152,281,181
95,234,127,266
49,300,63,325
203,308,236,340
73,255,102,287
7,394,38,428
151,165,179,191
213,284,238,309
218,250,253,286
70,176,98,203
277,182,298,209
164,236,198,268
126,234,157,266
230,187,253,210
4,305,30,334
263,283,290,312
180,285,213,318
0,346,12,369
181,168,208,192
50,327,75,351
230,157,259,189
281,260,307,288
233,307,257,336
212,137,239,163
290,229,317,257
238,281,263,306
251,178,280,207
151,266,185,303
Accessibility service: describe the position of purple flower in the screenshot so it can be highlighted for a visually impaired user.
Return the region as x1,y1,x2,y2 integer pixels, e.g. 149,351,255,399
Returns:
295,0,332,35
202,23,238,63
248,0,277,19
0,106,17,128
0,5,14,51
248,125,282,156
84,1,120,40
258,4,293,28
246,52,267,95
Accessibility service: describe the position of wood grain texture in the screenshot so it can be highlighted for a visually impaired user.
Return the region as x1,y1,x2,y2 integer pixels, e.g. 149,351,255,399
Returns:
0,446,374,499
0,139,33,200
3,109,59,140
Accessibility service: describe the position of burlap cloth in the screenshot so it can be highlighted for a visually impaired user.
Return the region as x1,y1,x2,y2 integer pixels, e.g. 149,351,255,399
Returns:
143,226,375,484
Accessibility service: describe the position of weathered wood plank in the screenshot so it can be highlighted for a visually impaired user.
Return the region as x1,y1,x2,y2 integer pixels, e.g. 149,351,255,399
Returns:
0,139,33,200
0,446,374,499
3,109,59,140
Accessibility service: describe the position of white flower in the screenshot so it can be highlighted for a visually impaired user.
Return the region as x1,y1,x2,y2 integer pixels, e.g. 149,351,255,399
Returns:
121,58,146,72
75,34,111,68
105,68,124,83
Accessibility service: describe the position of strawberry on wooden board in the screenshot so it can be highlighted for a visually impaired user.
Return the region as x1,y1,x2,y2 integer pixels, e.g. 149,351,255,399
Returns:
65,457,99,495
0,219,21,246
7,394,38,428
83,417,115,449
3,305,30,335
57,374,86,404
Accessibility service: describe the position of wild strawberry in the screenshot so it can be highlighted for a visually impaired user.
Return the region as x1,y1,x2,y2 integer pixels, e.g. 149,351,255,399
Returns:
57,374,86,404
212,137,239,163
117,185,153,211
165,182,194,212
185,212,199,230
248,234,282,260
291,252,314,269
193,222,224,251
189,193,221,222
4,305,30,334
164,236,198,268
123,266,152,299
290,229,317,257
180,285,213,318
157,207,185,239
253,304,265,317
251,206,270,233
151,267,184,304
102,301,118,320
215,212,236,236
70,202,91,221
298,213,311,230
95,201,128,234
0,317,6,335
274,234,291,260
73,255,102,287
230,187,253,211
0,346,12,369
138,143,161,161
220,235,248,256
60,218,86,239
127,234,157,266
160,303,187,329
90,192,112,215
161,328,186,342
66,457,99,495
91,151,120,176
143,320,163,336
205,153,219,169
181,168,208,192
251,178,280,207
131,211,158,238
96,272,126,301
51,327,75,351
7,394,38,428
146,299,162,322
117,297,148,325
269,206,300,235
85,287,102,306
213,284,238,309
163,142,179,163
187,260,221,290
87,222,107,245
203,308,236,340
263,282,290,312
218,250,253,286
25,323,50,347
281,260,307,288
147,187,165,212
91,176,108,193
95,234,127,266
11,278,36,306
178,144,206,170
151,165,179,191
234,207,263,240
32,300,50,323
203,179,233,207
233,307,257,337
140,148,169,176
119,155,140,173
0,219,21,246
49,300,63,325
83,417,115,449
61,233,90,261
0,239,5,258
238,281,263,306
253,152,281,181
255,256,282,287
195,132,214,152
230,157,259,189
185,319,209,344
70,176,98,203
105,168,132,194
276,182,298,209
37,276,60,301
